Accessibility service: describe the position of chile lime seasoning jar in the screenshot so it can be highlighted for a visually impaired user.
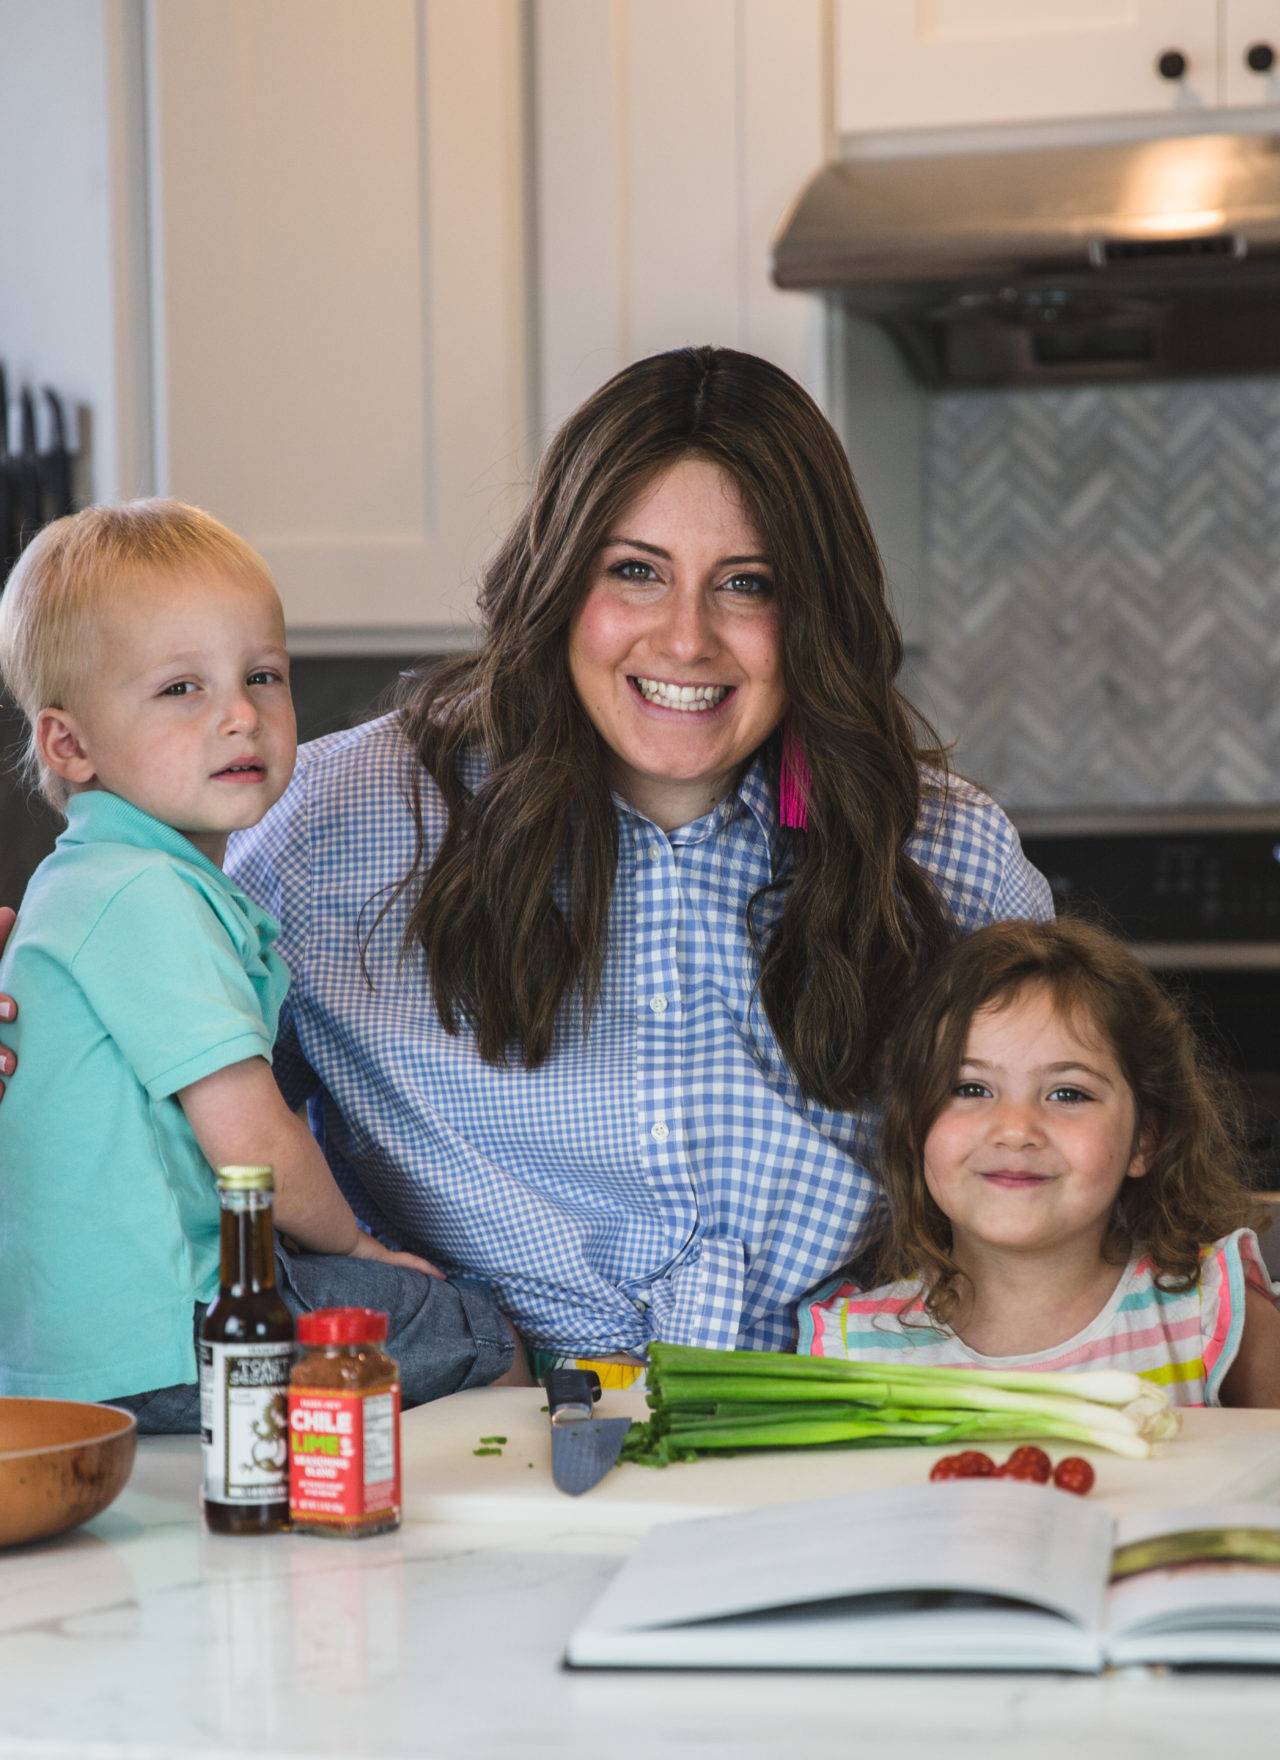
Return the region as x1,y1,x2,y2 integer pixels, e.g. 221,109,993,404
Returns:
288,1308,401,1537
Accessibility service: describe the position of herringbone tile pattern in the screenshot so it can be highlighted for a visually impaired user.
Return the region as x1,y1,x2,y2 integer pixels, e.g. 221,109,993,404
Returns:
918,382,1280,807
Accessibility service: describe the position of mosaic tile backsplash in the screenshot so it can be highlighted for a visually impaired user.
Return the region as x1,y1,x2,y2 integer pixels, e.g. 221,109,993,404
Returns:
916,379,1280,809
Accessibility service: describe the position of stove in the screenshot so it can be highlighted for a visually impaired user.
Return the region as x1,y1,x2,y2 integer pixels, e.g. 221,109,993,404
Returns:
1014,808,1280,1235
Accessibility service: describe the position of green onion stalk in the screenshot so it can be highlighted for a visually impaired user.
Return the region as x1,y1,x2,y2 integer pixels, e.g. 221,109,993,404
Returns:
619,1344,1180,1468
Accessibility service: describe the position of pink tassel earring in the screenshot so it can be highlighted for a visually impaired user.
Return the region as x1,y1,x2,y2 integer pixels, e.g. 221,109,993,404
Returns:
778,720,811,831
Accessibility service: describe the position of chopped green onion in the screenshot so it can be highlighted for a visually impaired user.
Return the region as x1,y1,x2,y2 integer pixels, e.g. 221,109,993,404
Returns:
618,1344,1180,1467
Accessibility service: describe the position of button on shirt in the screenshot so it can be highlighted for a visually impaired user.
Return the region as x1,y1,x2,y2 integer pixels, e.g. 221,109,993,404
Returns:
228,715,1051,1357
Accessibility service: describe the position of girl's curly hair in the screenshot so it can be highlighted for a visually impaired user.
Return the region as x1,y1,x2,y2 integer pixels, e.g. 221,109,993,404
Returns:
865,916,1262,1330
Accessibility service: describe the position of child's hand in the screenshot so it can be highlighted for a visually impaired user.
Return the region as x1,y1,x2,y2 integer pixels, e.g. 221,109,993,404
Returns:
349,1229,445,1280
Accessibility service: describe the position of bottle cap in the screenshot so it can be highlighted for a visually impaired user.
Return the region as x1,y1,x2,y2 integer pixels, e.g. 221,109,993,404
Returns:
297,1307,390,1347
215,1164,275,1191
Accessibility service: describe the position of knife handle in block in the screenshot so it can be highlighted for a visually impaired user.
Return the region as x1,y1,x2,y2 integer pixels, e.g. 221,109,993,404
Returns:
545,1368,601,1416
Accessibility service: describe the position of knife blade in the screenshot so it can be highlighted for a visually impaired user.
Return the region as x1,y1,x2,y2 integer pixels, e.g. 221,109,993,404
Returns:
40,388,74,520
14,388,43,550
546,1368,632,1496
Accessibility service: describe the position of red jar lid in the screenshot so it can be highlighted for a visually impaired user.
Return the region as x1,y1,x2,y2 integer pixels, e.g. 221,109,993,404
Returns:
296,1306,390,1346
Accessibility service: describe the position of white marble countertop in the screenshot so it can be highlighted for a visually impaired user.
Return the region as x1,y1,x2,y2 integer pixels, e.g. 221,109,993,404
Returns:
5,1396,1280,1759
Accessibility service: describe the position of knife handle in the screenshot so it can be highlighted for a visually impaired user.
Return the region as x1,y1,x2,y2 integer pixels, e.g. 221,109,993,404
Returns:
545,1367,601,1415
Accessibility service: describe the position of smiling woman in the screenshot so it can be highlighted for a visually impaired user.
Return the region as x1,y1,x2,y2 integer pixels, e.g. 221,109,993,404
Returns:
206,345,1054,1365
393,346,1015,1100
567,456,786,833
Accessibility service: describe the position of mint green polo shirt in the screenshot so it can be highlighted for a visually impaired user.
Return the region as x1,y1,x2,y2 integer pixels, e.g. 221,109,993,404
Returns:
0,791,288,1401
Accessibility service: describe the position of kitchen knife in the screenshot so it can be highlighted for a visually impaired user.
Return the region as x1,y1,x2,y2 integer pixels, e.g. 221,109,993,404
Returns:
546,1368,632,1496
40,389,74,520
15,388,44,549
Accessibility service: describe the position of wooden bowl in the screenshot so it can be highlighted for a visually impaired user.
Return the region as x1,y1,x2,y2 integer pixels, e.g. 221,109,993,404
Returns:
0,1398,137,1548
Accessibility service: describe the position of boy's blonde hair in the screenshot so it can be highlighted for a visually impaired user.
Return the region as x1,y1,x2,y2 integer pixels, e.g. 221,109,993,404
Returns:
0,498,277,811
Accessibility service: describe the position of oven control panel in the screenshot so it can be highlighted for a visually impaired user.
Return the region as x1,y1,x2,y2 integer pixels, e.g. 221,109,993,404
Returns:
1017,829,1280,946
1015,819,1280,1191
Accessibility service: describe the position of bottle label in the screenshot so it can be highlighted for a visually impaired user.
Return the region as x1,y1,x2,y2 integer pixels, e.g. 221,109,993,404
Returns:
199,1340,292,1504
289,1386,402,1522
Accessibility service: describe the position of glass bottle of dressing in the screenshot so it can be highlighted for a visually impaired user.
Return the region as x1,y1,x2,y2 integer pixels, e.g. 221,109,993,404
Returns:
199,1165,294,1534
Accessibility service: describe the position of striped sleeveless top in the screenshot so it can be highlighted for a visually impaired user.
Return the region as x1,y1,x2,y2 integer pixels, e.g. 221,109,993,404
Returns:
798,1228,1276,1407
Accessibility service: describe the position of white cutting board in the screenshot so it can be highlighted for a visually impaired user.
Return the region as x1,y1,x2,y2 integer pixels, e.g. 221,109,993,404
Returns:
400,1385,1280,1534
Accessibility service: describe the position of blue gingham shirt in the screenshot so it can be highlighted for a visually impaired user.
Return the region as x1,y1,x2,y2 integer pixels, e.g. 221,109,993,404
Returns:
228,714,1050,1356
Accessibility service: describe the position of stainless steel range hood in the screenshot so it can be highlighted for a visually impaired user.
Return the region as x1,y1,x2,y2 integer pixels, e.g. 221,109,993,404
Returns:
773,132,1280,388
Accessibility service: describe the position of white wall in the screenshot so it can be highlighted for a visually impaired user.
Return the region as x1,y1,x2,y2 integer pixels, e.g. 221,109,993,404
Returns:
0,0,150,502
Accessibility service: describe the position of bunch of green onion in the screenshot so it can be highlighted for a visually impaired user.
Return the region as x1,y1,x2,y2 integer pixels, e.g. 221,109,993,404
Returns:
620,1345,1181,1467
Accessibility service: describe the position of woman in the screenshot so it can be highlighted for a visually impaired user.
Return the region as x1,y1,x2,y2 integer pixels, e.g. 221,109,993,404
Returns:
0,347,1049,1364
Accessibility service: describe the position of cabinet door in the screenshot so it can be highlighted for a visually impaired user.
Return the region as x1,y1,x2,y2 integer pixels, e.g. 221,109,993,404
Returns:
532,0,829,435
146,0,531,640
1223,0,1280,108
836,0,1218,133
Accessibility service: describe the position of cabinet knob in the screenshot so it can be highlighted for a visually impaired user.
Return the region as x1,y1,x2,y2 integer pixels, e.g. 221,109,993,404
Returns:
1156,49,1187,81
1245,42,1276,74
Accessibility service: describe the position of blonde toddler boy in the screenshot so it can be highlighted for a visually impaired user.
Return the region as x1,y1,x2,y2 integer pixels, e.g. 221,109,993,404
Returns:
0,501,518,1424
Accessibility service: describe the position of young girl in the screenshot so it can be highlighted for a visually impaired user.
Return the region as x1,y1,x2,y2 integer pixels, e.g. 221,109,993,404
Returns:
800,917,1280,1406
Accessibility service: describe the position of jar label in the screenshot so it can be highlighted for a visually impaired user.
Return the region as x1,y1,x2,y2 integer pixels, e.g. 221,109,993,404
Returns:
199,1340,292,1503
289,1386,402,1522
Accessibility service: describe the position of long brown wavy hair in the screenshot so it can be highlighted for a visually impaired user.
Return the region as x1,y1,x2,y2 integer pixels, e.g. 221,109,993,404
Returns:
392,346,955,1104
867,916,1261,1327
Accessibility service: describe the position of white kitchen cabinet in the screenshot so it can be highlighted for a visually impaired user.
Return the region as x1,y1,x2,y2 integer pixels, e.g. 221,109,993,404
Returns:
154,0,836,632
1,0,535,645
835,1,1278,135
1,2,919,643
1223,0,1280,107
145,0,532,641
530,1,927,645
531,0,830,435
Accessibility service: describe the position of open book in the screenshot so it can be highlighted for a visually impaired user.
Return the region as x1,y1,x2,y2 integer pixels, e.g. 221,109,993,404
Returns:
567,1481,1280,1672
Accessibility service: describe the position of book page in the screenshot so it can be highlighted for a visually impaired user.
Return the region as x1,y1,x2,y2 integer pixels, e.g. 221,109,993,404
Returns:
581,1480,1115,1639
1106,1502,1280,1643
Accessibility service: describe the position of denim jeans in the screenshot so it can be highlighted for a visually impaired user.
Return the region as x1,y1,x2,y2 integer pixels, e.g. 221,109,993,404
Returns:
111,1244,513,1436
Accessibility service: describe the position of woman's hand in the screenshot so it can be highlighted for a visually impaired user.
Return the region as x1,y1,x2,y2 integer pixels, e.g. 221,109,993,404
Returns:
0,907,16,1101
350,1236,532,1386
349,1229,445,1280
